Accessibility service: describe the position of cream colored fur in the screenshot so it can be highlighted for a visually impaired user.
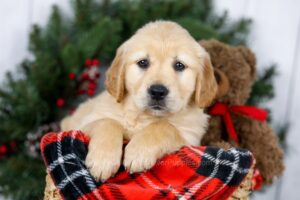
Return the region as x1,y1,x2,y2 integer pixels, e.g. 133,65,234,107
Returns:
61,21,217,182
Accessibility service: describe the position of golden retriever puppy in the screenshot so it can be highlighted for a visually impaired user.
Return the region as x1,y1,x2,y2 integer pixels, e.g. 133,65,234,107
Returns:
61,21,218,182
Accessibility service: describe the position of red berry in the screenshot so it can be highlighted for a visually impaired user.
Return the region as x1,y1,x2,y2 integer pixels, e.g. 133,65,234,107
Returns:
56,98,65,107
92,59,100,66
88,82,97,90
0,145,7,154
87,89,95,96
85,59,93,67
81,72,89,80
68,73,76,80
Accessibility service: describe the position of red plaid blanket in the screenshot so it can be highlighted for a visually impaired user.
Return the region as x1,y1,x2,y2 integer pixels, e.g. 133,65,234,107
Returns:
41,131,253,200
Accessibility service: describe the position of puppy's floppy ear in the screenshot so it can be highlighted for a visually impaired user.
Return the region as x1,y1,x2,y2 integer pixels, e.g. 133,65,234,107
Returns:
194,53,218,107
105,46,126,102
214,68,230,98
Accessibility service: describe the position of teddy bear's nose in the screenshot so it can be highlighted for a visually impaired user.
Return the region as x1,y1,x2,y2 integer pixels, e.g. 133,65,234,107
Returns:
148,84,169,101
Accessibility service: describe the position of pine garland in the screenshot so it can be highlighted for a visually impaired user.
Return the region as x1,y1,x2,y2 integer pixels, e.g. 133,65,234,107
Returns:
0,0,280,199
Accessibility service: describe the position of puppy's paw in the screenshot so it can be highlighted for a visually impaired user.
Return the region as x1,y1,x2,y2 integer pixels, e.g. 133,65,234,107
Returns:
123,139,160,174
85,147,122,182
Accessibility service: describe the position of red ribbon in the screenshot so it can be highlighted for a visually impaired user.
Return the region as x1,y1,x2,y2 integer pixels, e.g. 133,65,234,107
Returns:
209,102,268,144
252,168,263,190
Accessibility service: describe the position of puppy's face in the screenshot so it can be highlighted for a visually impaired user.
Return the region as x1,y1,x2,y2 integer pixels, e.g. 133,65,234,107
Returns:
106,21,217,116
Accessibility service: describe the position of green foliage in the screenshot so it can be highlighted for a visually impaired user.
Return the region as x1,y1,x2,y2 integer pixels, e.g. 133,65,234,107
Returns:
0,155,45,199
248,65,277,106
277,124,289,150
0,0,278,199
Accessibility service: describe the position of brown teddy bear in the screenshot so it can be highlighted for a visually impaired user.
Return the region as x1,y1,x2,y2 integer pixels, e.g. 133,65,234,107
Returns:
200,39,284,185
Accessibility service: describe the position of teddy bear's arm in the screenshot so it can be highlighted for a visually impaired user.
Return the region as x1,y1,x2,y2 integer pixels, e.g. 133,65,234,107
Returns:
237,118,284,184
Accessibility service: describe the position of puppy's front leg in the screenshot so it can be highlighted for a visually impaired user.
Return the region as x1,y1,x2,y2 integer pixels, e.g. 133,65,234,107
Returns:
124,121,186,173
83,118,124,182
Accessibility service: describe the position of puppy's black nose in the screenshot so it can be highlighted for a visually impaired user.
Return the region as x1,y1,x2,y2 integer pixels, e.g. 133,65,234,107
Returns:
148,84,169,100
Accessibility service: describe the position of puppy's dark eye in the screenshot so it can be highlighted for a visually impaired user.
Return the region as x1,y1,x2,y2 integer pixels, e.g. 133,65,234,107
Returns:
174,61,186,71
137,59,149,69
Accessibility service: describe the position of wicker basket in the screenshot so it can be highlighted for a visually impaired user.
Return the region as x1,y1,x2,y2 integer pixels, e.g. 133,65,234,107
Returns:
228,163,254,200
44,164,254,200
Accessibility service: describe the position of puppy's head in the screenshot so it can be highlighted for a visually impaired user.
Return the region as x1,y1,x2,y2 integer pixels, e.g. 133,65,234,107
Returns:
106,21,217,115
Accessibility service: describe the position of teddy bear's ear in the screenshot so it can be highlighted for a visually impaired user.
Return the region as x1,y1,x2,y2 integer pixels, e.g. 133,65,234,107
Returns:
199,39,222,53
214,68,230,98
238,47,257,80
105,45,126,102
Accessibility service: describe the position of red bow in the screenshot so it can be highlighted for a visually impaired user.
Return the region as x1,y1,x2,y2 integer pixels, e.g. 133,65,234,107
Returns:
209,102,268,144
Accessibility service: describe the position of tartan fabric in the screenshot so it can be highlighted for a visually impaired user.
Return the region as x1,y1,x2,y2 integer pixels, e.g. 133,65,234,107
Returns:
41,131,253,200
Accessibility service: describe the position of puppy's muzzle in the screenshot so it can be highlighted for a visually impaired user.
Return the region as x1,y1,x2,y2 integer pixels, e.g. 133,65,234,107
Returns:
148,84,169,101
